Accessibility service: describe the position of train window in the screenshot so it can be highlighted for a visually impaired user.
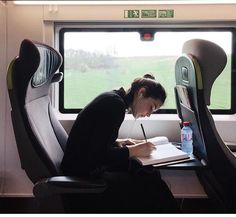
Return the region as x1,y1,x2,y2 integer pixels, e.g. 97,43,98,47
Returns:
59,28,233,114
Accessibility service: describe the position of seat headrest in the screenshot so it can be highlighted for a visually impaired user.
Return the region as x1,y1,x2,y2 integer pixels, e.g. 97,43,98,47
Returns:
19,39,63,87
17,39,63,103
182,39,227,105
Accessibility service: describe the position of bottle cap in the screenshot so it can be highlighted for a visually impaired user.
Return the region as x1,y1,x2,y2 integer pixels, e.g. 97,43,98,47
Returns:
183,121,190,126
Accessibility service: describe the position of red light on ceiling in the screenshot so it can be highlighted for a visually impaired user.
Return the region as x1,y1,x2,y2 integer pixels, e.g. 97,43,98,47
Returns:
141,32,154,41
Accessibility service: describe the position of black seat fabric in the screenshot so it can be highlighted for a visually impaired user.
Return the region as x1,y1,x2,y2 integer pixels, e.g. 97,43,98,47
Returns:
6,39,106,212
175,39,236,211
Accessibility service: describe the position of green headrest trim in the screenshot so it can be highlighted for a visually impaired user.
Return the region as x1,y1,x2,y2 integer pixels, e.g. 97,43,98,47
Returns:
192,57,203,90
6,58,17,90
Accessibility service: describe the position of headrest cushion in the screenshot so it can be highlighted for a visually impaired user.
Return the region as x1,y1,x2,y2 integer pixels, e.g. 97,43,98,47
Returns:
182,39,227,105
32,43,63,87
19,39,63,88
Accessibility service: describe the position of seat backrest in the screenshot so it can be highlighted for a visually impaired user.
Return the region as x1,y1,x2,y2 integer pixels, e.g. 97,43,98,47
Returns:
175,39,236,193
175,52,207,161
7,39,68,184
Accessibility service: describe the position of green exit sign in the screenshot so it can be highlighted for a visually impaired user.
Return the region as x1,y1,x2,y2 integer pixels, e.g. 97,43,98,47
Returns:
141,10,157,18
124,10,139,18
124,9,174,19
158,9,174,18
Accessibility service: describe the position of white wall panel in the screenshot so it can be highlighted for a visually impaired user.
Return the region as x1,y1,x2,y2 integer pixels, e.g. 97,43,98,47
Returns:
43,4,236,21
3,5,45,196
0,2,7,195
6,5,44,60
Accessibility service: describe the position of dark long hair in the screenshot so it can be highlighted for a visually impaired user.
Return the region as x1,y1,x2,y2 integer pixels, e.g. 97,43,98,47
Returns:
126,74,167,106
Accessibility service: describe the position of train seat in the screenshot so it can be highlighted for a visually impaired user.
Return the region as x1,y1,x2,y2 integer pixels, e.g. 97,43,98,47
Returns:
175,38,236,212
6,39,106,212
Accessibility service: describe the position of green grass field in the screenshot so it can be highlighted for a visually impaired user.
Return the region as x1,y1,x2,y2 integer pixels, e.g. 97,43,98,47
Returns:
64,56,231,110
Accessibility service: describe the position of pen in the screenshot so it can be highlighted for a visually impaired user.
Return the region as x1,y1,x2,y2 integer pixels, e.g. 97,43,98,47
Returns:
140,123,147,142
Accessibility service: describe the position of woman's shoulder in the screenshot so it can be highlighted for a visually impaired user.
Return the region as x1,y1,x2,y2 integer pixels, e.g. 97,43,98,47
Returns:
98,90,126,108
80,89,125,113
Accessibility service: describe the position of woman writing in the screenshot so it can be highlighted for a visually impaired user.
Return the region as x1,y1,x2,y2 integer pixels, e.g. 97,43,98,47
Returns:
61,74,178,212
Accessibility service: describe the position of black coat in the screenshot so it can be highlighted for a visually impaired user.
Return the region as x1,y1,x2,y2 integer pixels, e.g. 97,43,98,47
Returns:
61,88,130,176
60,88,178,212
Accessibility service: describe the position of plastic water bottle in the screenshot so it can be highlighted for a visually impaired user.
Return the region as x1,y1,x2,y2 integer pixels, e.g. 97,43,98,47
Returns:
181,121,193,155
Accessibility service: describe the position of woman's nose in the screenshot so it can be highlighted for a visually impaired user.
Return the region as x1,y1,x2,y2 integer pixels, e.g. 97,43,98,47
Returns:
146,113,151,117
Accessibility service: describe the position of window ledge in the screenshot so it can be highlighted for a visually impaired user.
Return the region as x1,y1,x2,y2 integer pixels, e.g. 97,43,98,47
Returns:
54,109,236,122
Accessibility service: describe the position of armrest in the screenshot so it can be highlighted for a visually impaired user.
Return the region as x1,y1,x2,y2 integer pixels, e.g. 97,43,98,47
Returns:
225,142,236,152
33,176,107,198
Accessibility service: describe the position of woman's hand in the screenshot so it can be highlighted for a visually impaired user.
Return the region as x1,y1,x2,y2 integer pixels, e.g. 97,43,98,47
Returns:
127,142,156,158
130,138,145,144
116,138,144,147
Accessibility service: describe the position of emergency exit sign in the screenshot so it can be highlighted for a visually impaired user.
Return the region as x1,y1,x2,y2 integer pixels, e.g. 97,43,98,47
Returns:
124,9,174,19
141,10,157,18
124,10,139,18
158,9,174,18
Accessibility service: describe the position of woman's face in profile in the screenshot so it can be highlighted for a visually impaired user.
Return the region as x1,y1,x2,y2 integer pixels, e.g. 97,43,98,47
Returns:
131,92,163,119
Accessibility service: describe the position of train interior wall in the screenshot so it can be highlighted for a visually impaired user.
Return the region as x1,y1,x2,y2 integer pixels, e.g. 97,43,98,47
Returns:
1,1,236,213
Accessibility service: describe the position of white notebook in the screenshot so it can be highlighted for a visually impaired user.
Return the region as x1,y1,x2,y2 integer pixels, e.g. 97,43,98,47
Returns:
135,136,190,166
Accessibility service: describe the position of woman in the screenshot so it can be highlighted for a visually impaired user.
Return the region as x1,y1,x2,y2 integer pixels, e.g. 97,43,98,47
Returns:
61,74,178,212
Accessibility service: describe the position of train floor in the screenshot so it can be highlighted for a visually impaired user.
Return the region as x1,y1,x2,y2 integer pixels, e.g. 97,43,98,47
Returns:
0,197,222,213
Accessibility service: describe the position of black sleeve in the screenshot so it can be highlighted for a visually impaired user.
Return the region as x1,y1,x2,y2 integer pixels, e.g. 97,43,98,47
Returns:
61,93,130,176
87,105,129,171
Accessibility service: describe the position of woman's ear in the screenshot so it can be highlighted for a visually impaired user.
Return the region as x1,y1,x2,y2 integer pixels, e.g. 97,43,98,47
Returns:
138,87,146,98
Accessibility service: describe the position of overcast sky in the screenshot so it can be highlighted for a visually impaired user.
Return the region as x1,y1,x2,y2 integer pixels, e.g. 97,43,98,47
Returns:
65,31,231,57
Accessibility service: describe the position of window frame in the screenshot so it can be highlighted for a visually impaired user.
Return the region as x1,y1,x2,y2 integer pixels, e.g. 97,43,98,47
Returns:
58,26,236,114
